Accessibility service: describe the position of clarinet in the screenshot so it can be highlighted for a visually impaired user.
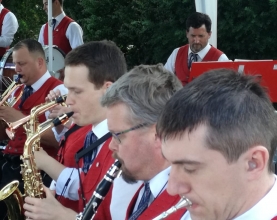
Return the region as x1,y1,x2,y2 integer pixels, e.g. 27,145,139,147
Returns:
76,160,122,220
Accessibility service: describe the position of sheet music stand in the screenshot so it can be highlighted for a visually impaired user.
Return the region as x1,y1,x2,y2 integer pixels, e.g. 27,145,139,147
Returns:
190,60,277,103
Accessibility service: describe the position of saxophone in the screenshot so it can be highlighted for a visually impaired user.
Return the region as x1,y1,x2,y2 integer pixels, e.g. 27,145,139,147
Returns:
0,96,70,220
21,111,73,198
76,160,122,220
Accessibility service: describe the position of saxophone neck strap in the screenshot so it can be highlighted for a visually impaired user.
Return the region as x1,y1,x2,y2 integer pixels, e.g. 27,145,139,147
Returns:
75,132,112,163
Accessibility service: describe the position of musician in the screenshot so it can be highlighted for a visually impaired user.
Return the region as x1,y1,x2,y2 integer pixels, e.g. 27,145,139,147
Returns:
164,12,229,86
92,64,185,219
38,0,83,55
0,39,67,220
0,0,18,58
156,69,277,219
23,40,127,219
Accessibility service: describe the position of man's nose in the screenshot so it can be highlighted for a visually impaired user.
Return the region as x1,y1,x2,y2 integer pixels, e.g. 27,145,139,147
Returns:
167,167,191,196
109,137,120,152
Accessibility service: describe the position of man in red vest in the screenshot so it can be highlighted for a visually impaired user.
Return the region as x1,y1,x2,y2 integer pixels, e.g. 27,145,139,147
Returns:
0,39,67,219
38,0,83,55
164,12,229,86
157,69,277,220
92,64,185,220
0,0,18,58
23,40,127,219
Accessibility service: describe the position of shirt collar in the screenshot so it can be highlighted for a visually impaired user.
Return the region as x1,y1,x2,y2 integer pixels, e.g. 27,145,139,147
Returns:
188,44,211,60
234,175,277,220
28,71,51,92
0,4,3,12
92,119,109,139
148,166,171,198
54,12,66,26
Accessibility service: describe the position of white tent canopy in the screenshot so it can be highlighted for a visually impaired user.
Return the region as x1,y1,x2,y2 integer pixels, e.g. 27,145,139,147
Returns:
195,0,218,48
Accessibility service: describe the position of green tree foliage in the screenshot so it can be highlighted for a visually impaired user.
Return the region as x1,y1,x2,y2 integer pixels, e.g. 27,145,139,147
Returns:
3,0,46,45
218,0,277,60
78,0,194,68
5,0,277,67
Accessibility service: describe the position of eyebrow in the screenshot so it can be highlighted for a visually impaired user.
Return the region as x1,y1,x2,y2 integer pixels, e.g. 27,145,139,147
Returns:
171,160,202,165
161,151,202,165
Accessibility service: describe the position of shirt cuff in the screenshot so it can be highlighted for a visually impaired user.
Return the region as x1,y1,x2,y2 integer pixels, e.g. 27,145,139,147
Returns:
49,180,56,190
52,126,68,142
56,167,80,201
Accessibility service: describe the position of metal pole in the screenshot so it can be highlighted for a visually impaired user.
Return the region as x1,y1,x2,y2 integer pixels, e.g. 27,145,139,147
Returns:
195,0,218,48
48,0,53,72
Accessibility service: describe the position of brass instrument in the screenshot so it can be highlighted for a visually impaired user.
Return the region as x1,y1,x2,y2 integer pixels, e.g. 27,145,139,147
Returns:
21,111,73,198
0,75,23,142
0,105,72,220
152,197,192,220
0,181,24,220
0,74,23,107
76,160,122,220
6,95,67,140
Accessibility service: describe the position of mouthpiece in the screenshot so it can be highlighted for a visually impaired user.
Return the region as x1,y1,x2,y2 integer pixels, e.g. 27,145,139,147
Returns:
15,74,22,83
55,95,67,104
152,197,192,220
52,111,74,127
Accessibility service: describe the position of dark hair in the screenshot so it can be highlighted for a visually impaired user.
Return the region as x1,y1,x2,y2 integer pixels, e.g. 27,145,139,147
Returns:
53,0,63,6
157,68,277,172
13,39,46,60
65,40,127,89
186,12,212,33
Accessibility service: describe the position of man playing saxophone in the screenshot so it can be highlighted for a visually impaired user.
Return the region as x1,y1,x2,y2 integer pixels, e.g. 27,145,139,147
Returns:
157,69,277,220
0,39,67,219
23,40,127,219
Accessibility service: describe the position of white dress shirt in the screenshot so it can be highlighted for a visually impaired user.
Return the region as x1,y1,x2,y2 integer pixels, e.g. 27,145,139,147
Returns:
12,71,67,119
110,176,143,219
164,44,229,75
55,119,109,200
181,175,277,220
108,167,171,219
0,4,18,48
132,166,171,213
38,11,83,50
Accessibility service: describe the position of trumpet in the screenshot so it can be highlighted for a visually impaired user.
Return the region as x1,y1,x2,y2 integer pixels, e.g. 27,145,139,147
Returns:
152,197,192,220
0,74,23,107
6,95,67,140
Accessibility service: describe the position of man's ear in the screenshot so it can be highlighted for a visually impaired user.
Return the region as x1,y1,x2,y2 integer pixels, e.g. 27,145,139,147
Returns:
37,57,44,69
245,146,269,180
102,81,113,91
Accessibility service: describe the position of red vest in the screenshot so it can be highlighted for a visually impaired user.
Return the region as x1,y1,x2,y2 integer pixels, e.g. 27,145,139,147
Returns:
175,44,223,86
272,217,277,220
43,16,73,54
126,187,185,220
3,77,62,157
56,124,91,212
0,8,9,57
78,138,114,212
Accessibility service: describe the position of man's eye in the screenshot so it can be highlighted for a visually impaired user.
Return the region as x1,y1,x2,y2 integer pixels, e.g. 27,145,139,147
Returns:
184,168,196,174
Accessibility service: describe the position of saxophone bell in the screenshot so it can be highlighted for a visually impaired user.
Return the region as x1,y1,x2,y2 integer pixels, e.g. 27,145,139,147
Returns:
152,197,192,220
0,180,25,220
